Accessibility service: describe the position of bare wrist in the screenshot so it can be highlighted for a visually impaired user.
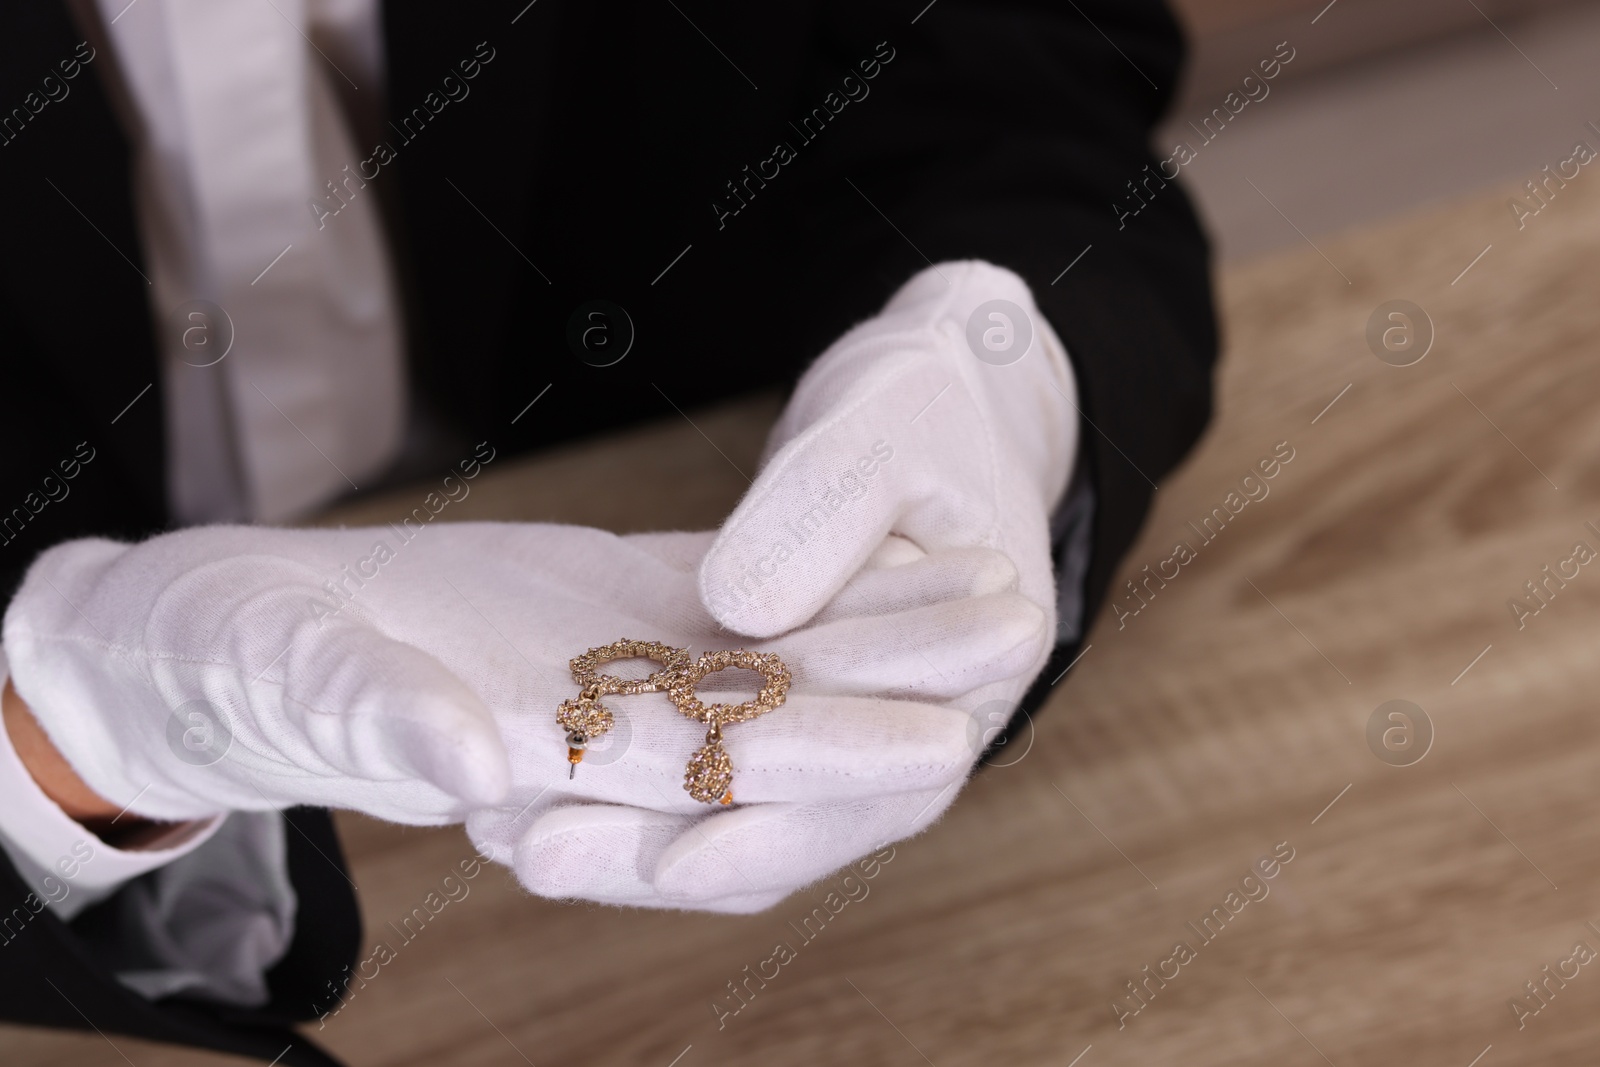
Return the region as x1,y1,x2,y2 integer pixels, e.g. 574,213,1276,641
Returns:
3,677,127,826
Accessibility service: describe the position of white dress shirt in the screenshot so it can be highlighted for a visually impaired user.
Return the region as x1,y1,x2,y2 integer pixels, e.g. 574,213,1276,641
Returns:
112,0,402,526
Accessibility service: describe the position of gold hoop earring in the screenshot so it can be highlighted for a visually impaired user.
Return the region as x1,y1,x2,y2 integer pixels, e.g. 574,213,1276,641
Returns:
558,639,691,778
667,649,791,804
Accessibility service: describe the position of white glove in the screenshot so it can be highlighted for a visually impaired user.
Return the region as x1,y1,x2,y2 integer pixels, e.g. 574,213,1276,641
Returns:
462,530,1045,911
488,262,1080,912
4,525,517,826
3,524,1043,856
701,260,1078,639
633,261,1078,907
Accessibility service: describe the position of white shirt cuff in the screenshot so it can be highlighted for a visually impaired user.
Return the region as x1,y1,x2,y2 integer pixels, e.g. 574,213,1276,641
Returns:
0,648,224,921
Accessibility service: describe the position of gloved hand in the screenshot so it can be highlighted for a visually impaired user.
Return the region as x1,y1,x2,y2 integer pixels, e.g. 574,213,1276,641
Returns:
641,261,1080,907
3,523,1044,873
488,263,1080,912
4,524,524,826
462,529,1046,911
701,260,1078,639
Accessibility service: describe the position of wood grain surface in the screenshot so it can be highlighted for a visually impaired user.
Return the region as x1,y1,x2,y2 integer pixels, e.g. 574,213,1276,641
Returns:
1163,0,1586,109
6,170,1600,1067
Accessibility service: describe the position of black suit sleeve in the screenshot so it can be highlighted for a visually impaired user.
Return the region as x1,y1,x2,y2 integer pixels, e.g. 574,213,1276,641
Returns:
770,0,1219,699
0,808,360,1067
0,5,168,603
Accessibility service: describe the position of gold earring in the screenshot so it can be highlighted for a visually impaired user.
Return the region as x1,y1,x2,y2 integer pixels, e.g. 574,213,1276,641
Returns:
558,639,691,779
667,649,791,804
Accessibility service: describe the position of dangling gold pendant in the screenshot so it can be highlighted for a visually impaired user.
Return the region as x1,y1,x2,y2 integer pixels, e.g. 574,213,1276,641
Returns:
684,728,735,804
670,649,790,805
555,639,789,800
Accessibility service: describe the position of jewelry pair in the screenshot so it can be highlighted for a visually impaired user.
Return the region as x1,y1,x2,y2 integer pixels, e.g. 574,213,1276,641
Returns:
555,639,791,805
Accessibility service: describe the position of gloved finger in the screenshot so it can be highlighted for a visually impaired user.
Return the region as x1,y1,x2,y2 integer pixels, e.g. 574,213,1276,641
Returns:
617,531,1017,620
502,802,678,904
624,531,1033,689
653,787,959,903
808,544,1020,623
768,591,1047,702
557,692,978,812
700,350,997,638
695,694,977,805
857,532,928,569
700,532,1021,630
492,802,793,912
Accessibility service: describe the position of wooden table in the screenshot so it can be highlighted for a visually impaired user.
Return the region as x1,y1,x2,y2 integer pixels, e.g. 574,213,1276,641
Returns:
8,171,1600,1067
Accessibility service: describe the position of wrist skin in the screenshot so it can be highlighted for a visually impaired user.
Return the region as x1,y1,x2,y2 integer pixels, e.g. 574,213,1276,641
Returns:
2,677,164,843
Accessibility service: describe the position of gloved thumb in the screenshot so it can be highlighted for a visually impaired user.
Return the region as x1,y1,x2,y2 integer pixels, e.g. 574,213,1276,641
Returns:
275,619,512,810
700,350,995,637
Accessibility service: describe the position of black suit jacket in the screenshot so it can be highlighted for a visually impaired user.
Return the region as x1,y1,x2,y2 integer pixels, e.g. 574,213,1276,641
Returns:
0,1,1216,1062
